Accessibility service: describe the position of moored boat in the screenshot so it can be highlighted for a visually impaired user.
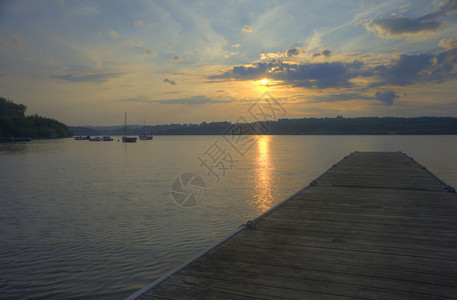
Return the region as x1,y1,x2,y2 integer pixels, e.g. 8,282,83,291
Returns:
74,136,90,140
122,136,137,143
139,121,153,140
122,112,137,143
10,137,31,142
139,133,153,140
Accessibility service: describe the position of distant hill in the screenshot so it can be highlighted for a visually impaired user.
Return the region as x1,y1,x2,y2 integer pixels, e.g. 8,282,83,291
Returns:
70,117,457,135
70,126,100,136
0,97,72,138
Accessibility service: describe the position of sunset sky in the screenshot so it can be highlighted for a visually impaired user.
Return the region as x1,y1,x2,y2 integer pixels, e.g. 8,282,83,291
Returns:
1,0,457,126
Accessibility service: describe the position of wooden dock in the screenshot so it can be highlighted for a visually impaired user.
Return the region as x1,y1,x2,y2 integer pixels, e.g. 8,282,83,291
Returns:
129,151,457,299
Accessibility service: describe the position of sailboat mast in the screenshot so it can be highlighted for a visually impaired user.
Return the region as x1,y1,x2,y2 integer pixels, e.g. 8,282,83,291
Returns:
124,112,127,137
121,112,137,143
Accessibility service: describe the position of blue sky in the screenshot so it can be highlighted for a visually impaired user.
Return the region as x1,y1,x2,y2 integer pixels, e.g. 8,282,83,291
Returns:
1,0,457,125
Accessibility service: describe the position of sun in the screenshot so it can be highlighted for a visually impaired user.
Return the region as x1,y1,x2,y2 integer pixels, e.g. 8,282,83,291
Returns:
261,79,269,85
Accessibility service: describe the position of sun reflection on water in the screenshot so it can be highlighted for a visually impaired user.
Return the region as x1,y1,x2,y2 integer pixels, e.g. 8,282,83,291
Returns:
254,135,274,213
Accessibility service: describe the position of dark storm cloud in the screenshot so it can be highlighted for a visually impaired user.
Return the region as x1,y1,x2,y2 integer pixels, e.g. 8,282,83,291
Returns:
287,61,360,89
375,91,399,106
366,0,457,37
372,53,434,86
372,47,457,86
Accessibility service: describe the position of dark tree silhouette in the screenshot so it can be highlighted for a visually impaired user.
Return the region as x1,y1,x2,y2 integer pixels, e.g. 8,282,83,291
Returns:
0,97,72,138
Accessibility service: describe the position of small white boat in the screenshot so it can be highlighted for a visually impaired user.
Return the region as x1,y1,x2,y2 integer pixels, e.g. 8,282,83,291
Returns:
139,121,153,140
139,133,153,140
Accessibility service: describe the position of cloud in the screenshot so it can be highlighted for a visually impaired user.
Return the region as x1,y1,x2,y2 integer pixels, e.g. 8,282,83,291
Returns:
171,55,191,63
210,60,364,89
372,47,457,86
232,43,241,48
366,0,457,37
108,30,119,39
375,91,399,106
142,49,157,56
164,91,182,94
312,93,373,102
224,51,238,59
312,91,398,106
439,0,457,10
241,25,253,32
304,30,322,52
208,27,457,91
123,96,151,103
210,64,267,81
286,47,305,57
126,96,231,105
289,62,363,89
439,38,457,50
134,19,144,27
53,72,124,83
122,39,144,47
259,48,329,61
322,49,331,57
260,52,285,60
171,55,183,61
312,49,331,58
427,0,457,19
366,16,441,37
211,43,457,90
163,78,176,85
158,96,229,105
262,48,329,61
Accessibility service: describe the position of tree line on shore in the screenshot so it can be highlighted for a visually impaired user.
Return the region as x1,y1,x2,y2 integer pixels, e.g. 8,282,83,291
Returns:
71,116,457,136
0,97,72,138
3,96,456,137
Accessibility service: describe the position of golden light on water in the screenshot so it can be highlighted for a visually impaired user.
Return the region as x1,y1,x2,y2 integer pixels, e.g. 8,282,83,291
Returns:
254,135,274,212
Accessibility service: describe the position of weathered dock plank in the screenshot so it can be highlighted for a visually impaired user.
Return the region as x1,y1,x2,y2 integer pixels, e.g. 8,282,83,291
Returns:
129,151,457,299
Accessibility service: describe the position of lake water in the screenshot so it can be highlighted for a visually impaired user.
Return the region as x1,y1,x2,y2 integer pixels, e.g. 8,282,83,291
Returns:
1,135,456,299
